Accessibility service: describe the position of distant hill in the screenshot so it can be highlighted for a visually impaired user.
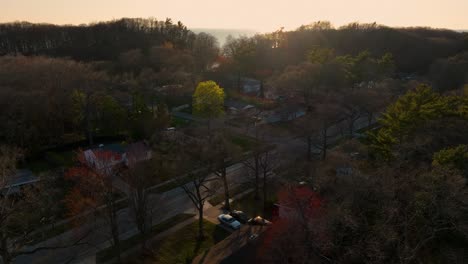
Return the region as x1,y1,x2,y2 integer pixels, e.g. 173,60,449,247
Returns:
191,28,258,46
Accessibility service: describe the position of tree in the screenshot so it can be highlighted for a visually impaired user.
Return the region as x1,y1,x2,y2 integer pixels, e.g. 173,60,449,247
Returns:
297,97,344,162
367,85,455,160
125,145,155,250
433,145,468,178
181,171,215,240
178,141,216,240
0,146,85,264
209,131,242,210
260,185,326,264
259,148,277,215
0,145,23,263
222,36,256,92
65,150,124,261
192,32,220,73
192,80,225,127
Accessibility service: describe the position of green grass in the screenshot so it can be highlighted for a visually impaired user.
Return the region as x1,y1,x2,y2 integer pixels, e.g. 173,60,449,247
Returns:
171,116,191,127
97,213,196,263
148,220,230,264
230,134,258,152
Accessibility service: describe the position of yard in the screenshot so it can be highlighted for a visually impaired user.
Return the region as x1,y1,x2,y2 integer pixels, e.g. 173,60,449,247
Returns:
230,186,279,221
97,213,195,263
124,220,230,264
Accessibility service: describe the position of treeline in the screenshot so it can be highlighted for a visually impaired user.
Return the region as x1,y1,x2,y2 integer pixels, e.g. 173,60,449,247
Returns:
0,18,196,61
217,22,468,94
0,56,172,153
276,22,467,73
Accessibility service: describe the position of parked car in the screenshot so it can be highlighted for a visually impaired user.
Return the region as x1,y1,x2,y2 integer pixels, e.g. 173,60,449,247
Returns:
218,214,242,230
229,210,248,223
248,216,272,226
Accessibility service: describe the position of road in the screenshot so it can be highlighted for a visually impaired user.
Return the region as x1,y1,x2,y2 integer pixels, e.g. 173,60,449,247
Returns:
13,112,375,264
14,164,246,264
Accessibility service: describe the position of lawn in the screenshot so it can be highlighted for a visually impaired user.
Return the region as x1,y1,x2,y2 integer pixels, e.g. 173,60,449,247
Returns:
147,220,230,264
171,116,191,127
230,189,278,220
229,134,259,152
97,213,196,263
208,182,252,206
21,150,76,173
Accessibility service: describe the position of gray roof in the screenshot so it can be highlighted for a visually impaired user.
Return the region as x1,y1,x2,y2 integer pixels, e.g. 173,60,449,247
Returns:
2,170,39,195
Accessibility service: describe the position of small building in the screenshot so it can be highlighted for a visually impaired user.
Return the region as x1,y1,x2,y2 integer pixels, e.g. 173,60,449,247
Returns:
2,169,39,195
83,142,152,170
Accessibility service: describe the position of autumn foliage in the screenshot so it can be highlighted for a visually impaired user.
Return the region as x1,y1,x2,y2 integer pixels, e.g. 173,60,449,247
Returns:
64,150,122,219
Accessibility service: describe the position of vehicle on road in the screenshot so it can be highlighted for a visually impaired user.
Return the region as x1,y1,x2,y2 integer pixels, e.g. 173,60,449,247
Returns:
248,216,272,226
229,210,248,223
218,214,241,230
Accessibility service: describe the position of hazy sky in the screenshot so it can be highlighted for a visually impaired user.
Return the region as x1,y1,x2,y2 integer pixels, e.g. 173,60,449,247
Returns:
2,0,468,32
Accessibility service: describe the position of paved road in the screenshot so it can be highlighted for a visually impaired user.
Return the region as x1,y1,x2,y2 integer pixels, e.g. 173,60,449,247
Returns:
14,163,246,264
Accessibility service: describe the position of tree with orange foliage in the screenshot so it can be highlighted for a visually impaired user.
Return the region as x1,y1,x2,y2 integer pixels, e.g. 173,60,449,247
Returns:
260,185,330,264
65,149,124,261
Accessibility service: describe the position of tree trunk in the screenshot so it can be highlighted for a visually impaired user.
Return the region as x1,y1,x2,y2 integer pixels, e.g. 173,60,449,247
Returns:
110,213,121,262
85,94,93,146
237,72,242,93
260,79,265,98
107,200,121,262
0,235,12,264
321,128,328,161
263,170,267,216
349,118,355,136
254,155,260,200
307,135,312,161
222,167,231,210
368,112,373,127
198,205,205,240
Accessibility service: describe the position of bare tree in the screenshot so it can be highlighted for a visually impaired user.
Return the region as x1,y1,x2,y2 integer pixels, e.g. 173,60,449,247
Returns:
125,143,154,250
65,150,124,261
241,109,264,200
1,146,89,264
259,148,277,215
308,102,344,161
181,171,215,240
209,131,242,210
177,140,217,240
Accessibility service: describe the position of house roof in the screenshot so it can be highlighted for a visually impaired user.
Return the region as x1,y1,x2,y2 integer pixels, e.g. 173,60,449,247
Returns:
126,141,152,163
2,170,39,195
98,143,126,154
5,170,39,188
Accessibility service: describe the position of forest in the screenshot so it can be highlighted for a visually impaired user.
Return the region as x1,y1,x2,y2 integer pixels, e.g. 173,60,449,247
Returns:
0,18,467,264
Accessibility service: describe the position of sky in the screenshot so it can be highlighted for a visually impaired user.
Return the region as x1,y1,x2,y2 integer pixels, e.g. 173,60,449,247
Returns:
2,0,468,32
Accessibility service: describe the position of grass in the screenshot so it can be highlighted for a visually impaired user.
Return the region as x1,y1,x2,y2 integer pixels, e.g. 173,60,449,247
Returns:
150,176,189,194
227,90,277,110
171,116,191,127
97,213,196,263
230,190,277,220
21,150,76,173
27,221,72,245
229,134,258,152
208,183,252,206
129,220,230,264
